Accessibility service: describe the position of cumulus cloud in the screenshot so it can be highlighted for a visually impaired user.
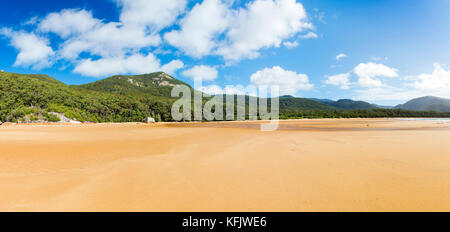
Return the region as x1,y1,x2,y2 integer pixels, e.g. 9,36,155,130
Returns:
115,0,187,30
165,0,231,58
0,29,54,69
250,66,313,96
414,63,450,90
354,62,398,88
324,62,398,90
160,60,185,75
73,54,183,77
353,87,422,103
182,65,218,81
20,2,184,73
336,53,347,61
38,9,101,38
2,3,187,75
165,0,313,61
49,10,161,60
357,76,383,88
217,0,312,62
325,73,351,89
353,85,448,105
353,63,450,104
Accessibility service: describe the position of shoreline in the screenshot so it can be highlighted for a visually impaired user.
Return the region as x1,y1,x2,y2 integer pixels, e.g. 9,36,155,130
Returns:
1,118,449,133
1,117,449,126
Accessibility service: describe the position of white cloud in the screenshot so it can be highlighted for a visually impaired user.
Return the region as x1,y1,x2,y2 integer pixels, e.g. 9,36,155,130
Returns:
37,1,187,61
299,31,318,39
182,65,218,81
161,60,185,75
414,63,450,90
325,62,397,90
336,53,347,61
60,23,161,60
353,86,449,105
38,9,101,38
354,62,398,79
37,8,163,61
250,66,313,96
353,87,422,103
165,0,313,61
0,29,54,69
354,62,398,88
357,76,383,88
217,0,312,62
3,3,187,76
325,73,351,89
36,3,188,76
115,0,187,30
354,63,450,104
283,41,299,49
165,0,230,58
73,53,183,77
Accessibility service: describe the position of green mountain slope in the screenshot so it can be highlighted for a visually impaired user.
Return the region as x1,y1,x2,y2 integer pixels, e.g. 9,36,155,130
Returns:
77,72,190,97
0,72,179,123
279,96,336,111
326,99,377,110
395,96,450,112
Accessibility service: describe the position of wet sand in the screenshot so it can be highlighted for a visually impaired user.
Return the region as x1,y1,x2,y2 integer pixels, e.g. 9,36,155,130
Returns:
0,119,449,212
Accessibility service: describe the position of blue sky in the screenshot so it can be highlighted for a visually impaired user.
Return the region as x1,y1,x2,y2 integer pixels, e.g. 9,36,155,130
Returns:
1,0,450,105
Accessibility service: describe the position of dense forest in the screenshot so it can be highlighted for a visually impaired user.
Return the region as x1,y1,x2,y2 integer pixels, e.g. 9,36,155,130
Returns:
0,72,175,123
279,108,450,119
1,71,449,124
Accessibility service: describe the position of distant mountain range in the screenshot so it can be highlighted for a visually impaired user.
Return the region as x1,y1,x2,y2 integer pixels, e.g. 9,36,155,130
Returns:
308,98,378,110
279,96,378,111
0,71,449,123
309,96,450,112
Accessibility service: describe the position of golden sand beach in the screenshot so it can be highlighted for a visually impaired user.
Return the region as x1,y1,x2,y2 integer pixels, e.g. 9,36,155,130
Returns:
0,119,449,212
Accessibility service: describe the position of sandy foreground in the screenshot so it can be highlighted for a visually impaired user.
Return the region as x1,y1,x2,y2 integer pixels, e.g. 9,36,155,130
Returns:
0,119,449,212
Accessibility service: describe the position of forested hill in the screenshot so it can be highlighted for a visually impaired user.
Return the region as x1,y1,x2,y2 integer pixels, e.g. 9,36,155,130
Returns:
279,96,336,111
309,98,378,110
395,96,450,112
0,71,182,123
